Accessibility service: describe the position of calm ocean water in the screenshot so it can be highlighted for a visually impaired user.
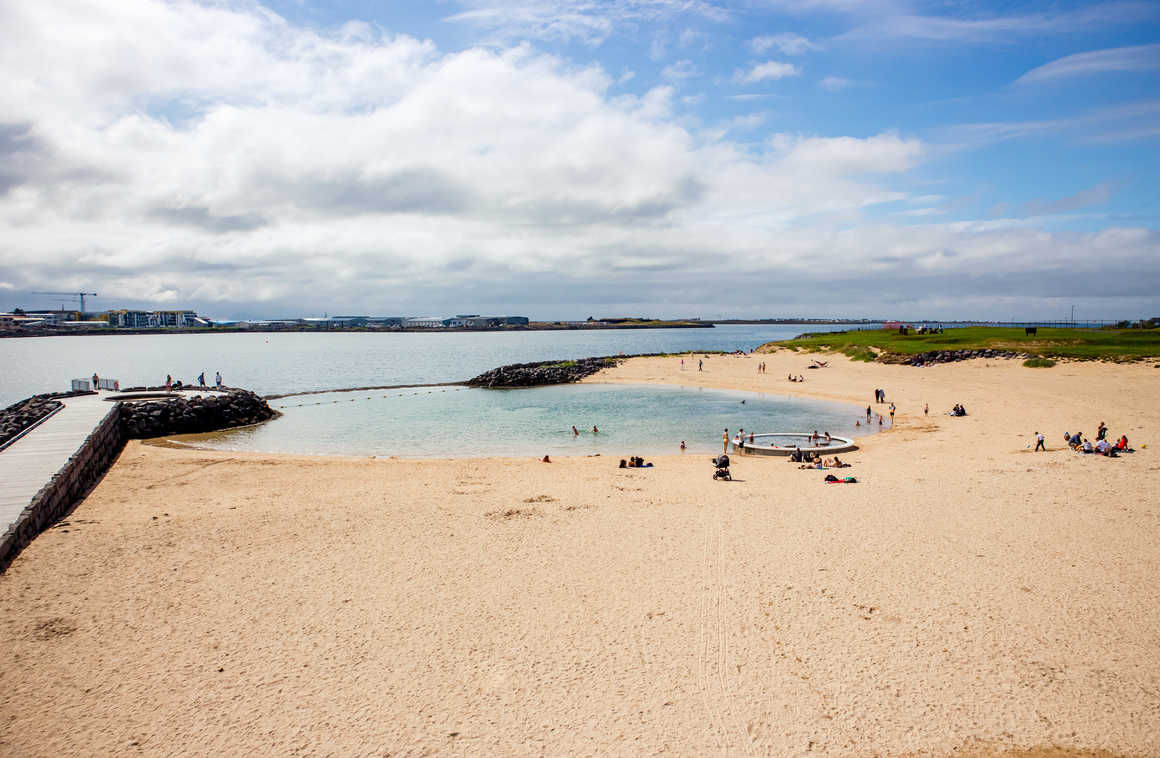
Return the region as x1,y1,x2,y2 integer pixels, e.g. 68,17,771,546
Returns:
1,325,876,457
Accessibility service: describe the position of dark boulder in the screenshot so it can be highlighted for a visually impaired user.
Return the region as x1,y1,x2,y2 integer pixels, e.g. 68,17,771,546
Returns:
119,389,278,438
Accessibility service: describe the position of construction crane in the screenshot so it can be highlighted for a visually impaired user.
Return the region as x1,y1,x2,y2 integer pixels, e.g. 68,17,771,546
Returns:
31,292,98,314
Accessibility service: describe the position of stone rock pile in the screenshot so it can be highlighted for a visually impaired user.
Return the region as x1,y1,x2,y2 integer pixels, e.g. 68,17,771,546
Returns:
119,389,277,438
0,395,64,448
467,357,618,388
884,348,1029,366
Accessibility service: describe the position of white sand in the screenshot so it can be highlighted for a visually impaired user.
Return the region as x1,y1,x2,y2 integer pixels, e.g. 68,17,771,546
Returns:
1,352,1157,757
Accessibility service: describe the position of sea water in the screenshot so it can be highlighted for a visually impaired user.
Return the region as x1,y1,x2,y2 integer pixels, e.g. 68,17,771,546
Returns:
200,382,869,458
1,325,874,456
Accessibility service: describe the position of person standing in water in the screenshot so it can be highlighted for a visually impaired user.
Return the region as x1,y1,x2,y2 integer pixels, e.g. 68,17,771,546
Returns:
723,428,729,453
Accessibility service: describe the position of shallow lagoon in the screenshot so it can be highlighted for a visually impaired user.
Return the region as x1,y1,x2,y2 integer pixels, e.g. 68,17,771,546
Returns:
190,382,870,458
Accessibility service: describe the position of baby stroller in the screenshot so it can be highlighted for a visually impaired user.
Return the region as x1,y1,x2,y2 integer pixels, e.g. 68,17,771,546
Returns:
712,453,731,481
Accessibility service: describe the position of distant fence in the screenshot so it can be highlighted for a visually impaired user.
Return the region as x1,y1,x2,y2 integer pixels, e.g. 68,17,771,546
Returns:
841,321,1123,331
70,378,120,392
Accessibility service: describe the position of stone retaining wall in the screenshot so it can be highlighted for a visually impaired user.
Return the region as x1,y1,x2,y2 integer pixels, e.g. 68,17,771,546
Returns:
466,357,620,388
879,348,1029,366
0,405,125,571
1,389,278,571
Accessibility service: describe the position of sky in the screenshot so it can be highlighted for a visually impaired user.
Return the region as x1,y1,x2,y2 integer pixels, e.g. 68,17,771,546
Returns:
0,0,1158,321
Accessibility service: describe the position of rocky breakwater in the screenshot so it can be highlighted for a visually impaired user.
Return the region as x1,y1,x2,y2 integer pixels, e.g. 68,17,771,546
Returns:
119,390,278,438
467,357,619,388
881,348,1029,366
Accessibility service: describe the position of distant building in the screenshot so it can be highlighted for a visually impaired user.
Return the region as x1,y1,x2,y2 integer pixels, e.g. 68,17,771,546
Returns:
404,317,444,328
0,313,48,327
104,309,208,328
367,316,406,327
23,310,79,324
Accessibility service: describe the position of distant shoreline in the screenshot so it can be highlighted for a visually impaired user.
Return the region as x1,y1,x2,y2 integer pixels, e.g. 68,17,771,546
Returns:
0,321,721,338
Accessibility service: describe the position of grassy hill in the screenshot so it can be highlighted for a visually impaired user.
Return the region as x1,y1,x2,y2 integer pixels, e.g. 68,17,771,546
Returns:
761,327,1160,363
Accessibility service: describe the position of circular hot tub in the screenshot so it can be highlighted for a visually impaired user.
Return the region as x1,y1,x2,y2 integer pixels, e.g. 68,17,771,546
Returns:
733,432,856,457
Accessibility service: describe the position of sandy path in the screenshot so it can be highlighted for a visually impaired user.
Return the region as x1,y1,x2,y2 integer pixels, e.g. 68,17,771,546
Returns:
1,351,1158,757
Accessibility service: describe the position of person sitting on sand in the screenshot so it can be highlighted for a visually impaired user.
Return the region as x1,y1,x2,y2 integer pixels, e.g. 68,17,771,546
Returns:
1081,438,1094,454
1116,435,1128,451
619,459,627,468
540,455,551,463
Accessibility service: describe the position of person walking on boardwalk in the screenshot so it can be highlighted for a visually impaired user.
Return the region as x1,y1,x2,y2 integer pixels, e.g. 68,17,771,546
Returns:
91,372,99,390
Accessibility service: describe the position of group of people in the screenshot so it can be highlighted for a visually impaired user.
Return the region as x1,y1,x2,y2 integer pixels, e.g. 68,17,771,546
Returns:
873,388,887,403
756,362,768,374
571,425,598,436
164,371,223,390
788,448,849,469
619,456,653,468
949,403,967,416
787,374,805,382
1063,422,1132,456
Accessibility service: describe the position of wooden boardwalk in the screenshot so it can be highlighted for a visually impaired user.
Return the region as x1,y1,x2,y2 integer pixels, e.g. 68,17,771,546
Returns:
0,393,118,537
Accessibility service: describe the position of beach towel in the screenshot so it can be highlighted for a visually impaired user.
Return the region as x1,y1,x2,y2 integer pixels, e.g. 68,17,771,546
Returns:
825,475,857,483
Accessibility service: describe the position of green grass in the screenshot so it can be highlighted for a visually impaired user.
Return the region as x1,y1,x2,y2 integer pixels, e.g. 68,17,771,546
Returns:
762,327,1160,361
1022,357,1057,368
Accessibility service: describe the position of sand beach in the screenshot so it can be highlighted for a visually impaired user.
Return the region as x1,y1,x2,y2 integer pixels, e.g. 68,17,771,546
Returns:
1,351,1158,757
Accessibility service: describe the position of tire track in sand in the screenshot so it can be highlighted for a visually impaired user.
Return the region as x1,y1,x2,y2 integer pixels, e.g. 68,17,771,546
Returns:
697,507,756,757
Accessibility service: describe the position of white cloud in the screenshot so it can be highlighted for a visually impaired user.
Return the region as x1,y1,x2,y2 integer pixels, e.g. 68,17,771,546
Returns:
0,0,1155,319
443,0,730,45
748,33,819,55
772,132,924,174
841,2,1158,43
1014,44,1160,85
678,27,703,48
737,61,800,83
819,76,852,91
661,59,699,81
